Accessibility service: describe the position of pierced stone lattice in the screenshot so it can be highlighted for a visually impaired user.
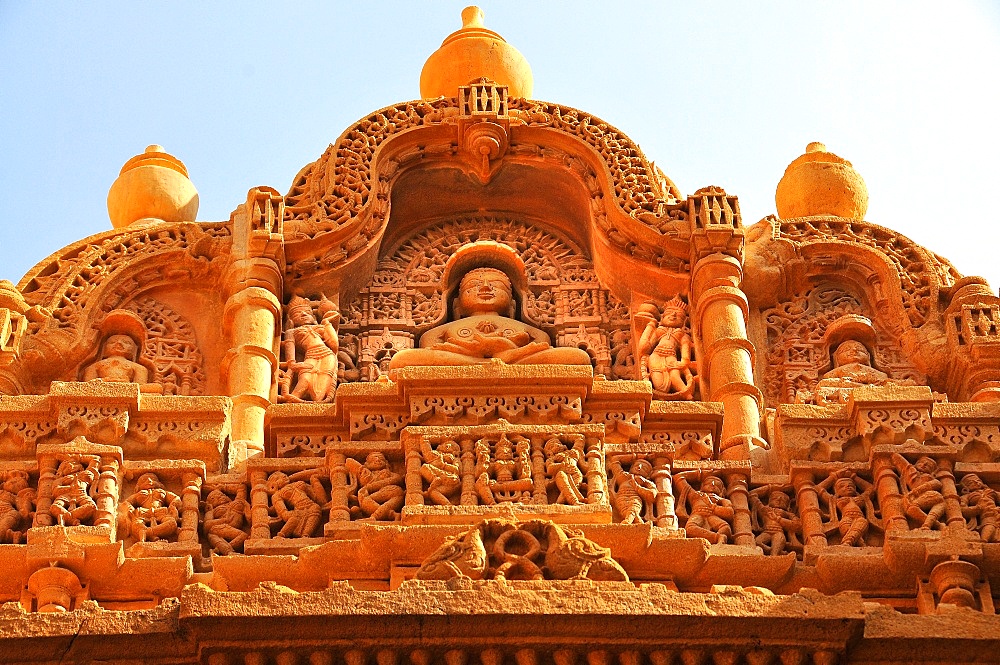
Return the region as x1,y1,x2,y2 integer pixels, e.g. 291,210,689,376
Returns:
126,297,205,396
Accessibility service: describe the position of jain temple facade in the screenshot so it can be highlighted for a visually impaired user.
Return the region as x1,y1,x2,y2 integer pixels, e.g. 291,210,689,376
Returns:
1,7,999,664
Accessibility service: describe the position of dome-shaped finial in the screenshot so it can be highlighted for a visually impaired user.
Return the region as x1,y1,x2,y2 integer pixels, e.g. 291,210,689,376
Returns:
107,145,199,229
420,6,533,100
775,142,868,220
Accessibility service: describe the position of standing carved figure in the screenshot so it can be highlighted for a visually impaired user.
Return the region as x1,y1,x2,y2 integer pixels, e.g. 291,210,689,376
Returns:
608,455,658,524
750,486,802,556
816,469,879,546
280,295,340,403
203,486,251,555
266,470,329,538
474,434,533,505
892,454,947,530
0,471,35,543
675,473,734,544
49,456,100,527
343,452,405,521
544,436,593,506
960,474,1000,542
420,439,462,506
636,297,697,400
119,472,181,542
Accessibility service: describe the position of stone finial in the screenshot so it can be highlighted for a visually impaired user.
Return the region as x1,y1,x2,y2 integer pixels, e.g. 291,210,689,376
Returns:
106,145,199,229
420,6,533,100
775,142,869,220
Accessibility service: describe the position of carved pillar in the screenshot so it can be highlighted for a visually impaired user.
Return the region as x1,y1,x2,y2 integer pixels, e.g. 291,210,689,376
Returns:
727,474,754,547
531,438,547,504
652,456,676,528
937,459,964,527
249,470,271,540
94,455,121,532
460,439,477,506
222,187,285,463
584,437,606,505
179,471,202,543
32,455,58,528
328,452,350,523
405,446,424,506
872,456,907,534
792,469,827,547
691,253,764,460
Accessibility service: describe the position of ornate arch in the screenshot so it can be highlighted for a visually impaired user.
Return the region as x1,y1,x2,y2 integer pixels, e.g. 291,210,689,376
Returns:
9,222,229,393
280,96,689,281
773,216,960,328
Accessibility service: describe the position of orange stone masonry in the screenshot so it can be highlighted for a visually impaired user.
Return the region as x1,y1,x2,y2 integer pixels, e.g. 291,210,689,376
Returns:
1,6,999,664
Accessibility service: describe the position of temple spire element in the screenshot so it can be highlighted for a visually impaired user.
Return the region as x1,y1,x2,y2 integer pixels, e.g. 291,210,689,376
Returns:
775,142,868,220
420,6,533,100
107,145,199,229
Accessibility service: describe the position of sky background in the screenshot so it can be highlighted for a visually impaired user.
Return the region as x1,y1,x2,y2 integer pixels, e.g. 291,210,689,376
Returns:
2,2,999,291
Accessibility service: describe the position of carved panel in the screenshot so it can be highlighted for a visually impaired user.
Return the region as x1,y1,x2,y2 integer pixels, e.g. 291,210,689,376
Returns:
763,284,922,405
126,297,205,396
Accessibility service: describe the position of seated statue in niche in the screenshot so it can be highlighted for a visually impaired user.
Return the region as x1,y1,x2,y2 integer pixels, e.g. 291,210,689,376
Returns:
817,340,891,389
279,295,340,403
635,297,697,400
389,266,591,371
80,309,160,392
812,338,915,405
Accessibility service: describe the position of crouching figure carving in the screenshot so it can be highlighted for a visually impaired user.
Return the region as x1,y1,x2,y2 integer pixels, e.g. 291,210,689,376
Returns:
416,518,628,582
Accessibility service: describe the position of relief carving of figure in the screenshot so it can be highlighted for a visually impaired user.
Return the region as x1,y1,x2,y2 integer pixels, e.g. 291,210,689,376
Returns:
389,265,591,371
635,297,697,400
50,456,100,527
265,469,329,538
544,436,595,506
474,434,533,505
812,339,915,405
0,471,35,543
203,486,251,555
342,452,405,521
675,473,734,544
960,474,1000,542
420,439,462,506
608,455,658,524
750,485,802,556
279,295,340,403
119,472,181,543
815,469,880,546
892,454,948,530
81,310,159,391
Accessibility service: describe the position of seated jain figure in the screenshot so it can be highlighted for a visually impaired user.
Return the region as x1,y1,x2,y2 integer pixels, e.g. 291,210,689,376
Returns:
390,267,591,370
813,339,913,405
80,309,160,392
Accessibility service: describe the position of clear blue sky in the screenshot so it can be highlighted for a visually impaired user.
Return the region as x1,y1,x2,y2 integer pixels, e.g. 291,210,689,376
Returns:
2,2,999,290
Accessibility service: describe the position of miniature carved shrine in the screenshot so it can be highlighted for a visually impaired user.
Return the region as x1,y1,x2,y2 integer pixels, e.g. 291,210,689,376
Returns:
2,7,1000,664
